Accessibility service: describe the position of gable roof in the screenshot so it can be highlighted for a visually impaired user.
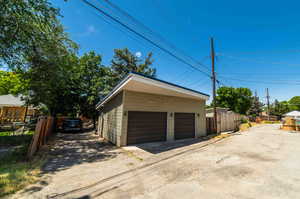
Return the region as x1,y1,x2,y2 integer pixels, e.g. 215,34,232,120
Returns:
96,72,209,109
0,95,24,107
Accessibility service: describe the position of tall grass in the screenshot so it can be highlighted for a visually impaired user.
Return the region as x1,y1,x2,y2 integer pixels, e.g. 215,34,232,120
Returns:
0,131,47,197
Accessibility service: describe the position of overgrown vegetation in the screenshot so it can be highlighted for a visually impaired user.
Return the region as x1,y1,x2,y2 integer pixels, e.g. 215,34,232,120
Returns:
0,134,47,197
239,122,258,131
0,131,34,146
240,118,249,124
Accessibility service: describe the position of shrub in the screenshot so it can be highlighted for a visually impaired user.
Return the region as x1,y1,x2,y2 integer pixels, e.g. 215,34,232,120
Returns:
240,118,248,124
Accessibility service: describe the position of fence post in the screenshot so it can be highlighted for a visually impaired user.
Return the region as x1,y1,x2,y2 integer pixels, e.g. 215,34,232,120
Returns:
27,116,54,159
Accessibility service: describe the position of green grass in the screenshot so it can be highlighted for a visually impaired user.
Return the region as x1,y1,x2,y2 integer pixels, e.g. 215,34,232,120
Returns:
0,131,34,146
0,145,47,197
0,131,47,197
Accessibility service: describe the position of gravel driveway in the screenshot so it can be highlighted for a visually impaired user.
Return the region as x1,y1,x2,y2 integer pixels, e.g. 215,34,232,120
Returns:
12,124,300,199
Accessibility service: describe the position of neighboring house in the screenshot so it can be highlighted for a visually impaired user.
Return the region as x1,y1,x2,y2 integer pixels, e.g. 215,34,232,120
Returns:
283,111,300,120
96,72,209,146
0,95,36,123
281,111,300,131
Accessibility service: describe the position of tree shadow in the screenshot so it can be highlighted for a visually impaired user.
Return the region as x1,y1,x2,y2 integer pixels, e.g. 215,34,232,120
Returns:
132,136,215,154
41,131,120,174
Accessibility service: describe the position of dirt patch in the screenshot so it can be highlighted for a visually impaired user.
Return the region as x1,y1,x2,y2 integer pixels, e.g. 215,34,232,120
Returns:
214,165,254,179
159,163,200,182
238,152,277,162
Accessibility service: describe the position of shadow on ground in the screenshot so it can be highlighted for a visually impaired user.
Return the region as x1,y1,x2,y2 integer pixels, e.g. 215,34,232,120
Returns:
41,130,120,173
132,135,215,154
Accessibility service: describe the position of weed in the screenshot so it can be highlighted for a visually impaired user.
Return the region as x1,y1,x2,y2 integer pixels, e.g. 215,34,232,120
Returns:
0,133,47,197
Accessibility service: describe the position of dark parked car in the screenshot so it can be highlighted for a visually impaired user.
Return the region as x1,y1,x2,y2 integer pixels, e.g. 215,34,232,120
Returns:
62,119,83,133
26,118,38,130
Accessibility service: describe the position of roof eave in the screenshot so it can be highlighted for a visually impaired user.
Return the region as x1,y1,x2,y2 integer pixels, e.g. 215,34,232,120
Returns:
96,72,210,110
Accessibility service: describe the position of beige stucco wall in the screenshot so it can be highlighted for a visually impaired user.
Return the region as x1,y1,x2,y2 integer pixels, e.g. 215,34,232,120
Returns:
98,91,124,146
121,90,207,146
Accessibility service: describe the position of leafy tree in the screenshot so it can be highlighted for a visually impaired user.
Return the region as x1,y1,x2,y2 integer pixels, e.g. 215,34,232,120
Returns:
0,0,77,115
248,95,264,117
214,87,236,110
0,71,28,95
0,0,61,69
22,22,78,116
215,86,252,114
270,100,291,117
0,0,79,116
74,51,113,127
111,48,156,85
289,96,300,111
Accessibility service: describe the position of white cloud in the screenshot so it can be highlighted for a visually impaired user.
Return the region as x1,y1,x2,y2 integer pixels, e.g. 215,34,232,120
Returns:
135,51,142,58
77,25,97,37
87,25,96,34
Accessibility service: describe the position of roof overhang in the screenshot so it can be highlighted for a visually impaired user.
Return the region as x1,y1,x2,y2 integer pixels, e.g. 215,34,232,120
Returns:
96,72,210,109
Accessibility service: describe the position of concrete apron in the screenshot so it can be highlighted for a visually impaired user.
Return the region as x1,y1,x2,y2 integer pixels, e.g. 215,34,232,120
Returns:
49,133,231,199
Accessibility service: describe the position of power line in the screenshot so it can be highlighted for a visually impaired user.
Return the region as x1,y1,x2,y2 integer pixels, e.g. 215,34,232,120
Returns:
219,73,300,77
218,53,300,67
81,0,232,94
219,76,300,85
81,0,212,78
88,7,197,84
82,1,213,90
102,0,211,73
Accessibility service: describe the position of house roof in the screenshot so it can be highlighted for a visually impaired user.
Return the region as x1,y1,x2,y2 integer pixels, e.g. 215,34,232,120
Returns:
0,95,25,107
96,72,209,109
283,111,300,117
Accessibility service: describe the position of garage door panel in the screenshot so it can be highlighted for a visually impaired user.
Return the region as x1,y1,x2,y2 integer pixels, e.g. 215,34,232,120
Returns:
175,113,195,140
127,126,167,131
128,135,166,140
127,111,167,145
128,123,166,128
128,132,167,137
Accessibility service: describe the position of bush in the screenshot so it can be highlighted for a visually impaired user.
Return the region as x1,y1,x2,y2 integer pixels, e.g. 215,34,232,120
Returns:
0,131,33,146
240,118,248,124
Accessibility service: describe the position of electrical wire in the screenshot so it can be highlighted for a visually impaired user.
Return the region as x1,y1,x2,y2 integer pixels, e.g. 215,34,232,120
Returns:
218,53,300,67
219,76,300,85
85,0,211,86
81,0,211,78
101,0,211,73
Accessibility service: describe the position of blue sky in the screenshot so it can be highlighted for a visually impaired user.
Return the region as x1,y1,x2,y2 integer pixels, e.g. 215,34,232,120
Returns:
51,0,300,104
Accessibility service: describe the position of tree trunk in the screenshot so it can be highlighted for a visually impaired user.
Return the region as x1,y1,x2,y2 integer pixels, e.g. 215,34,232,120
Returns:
93,116,96,131
50,110,57,134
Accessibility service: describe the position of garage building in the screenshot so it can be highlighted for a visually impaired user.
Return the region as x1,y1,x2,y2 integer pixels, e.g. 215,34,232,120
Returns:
96,72,209,146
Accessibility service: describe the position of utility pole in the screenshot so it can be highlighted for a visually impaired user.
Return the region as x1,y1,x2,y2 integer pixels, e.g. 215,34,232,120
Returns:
210,37,217,133
266,88,270,121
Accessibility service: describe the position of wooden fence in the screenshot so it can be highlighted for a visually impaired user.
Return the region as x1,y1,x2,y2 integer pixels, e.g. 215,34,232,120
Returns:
27,116,54,159
259,115,279,121
207,111,242,134
206,117,216,135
